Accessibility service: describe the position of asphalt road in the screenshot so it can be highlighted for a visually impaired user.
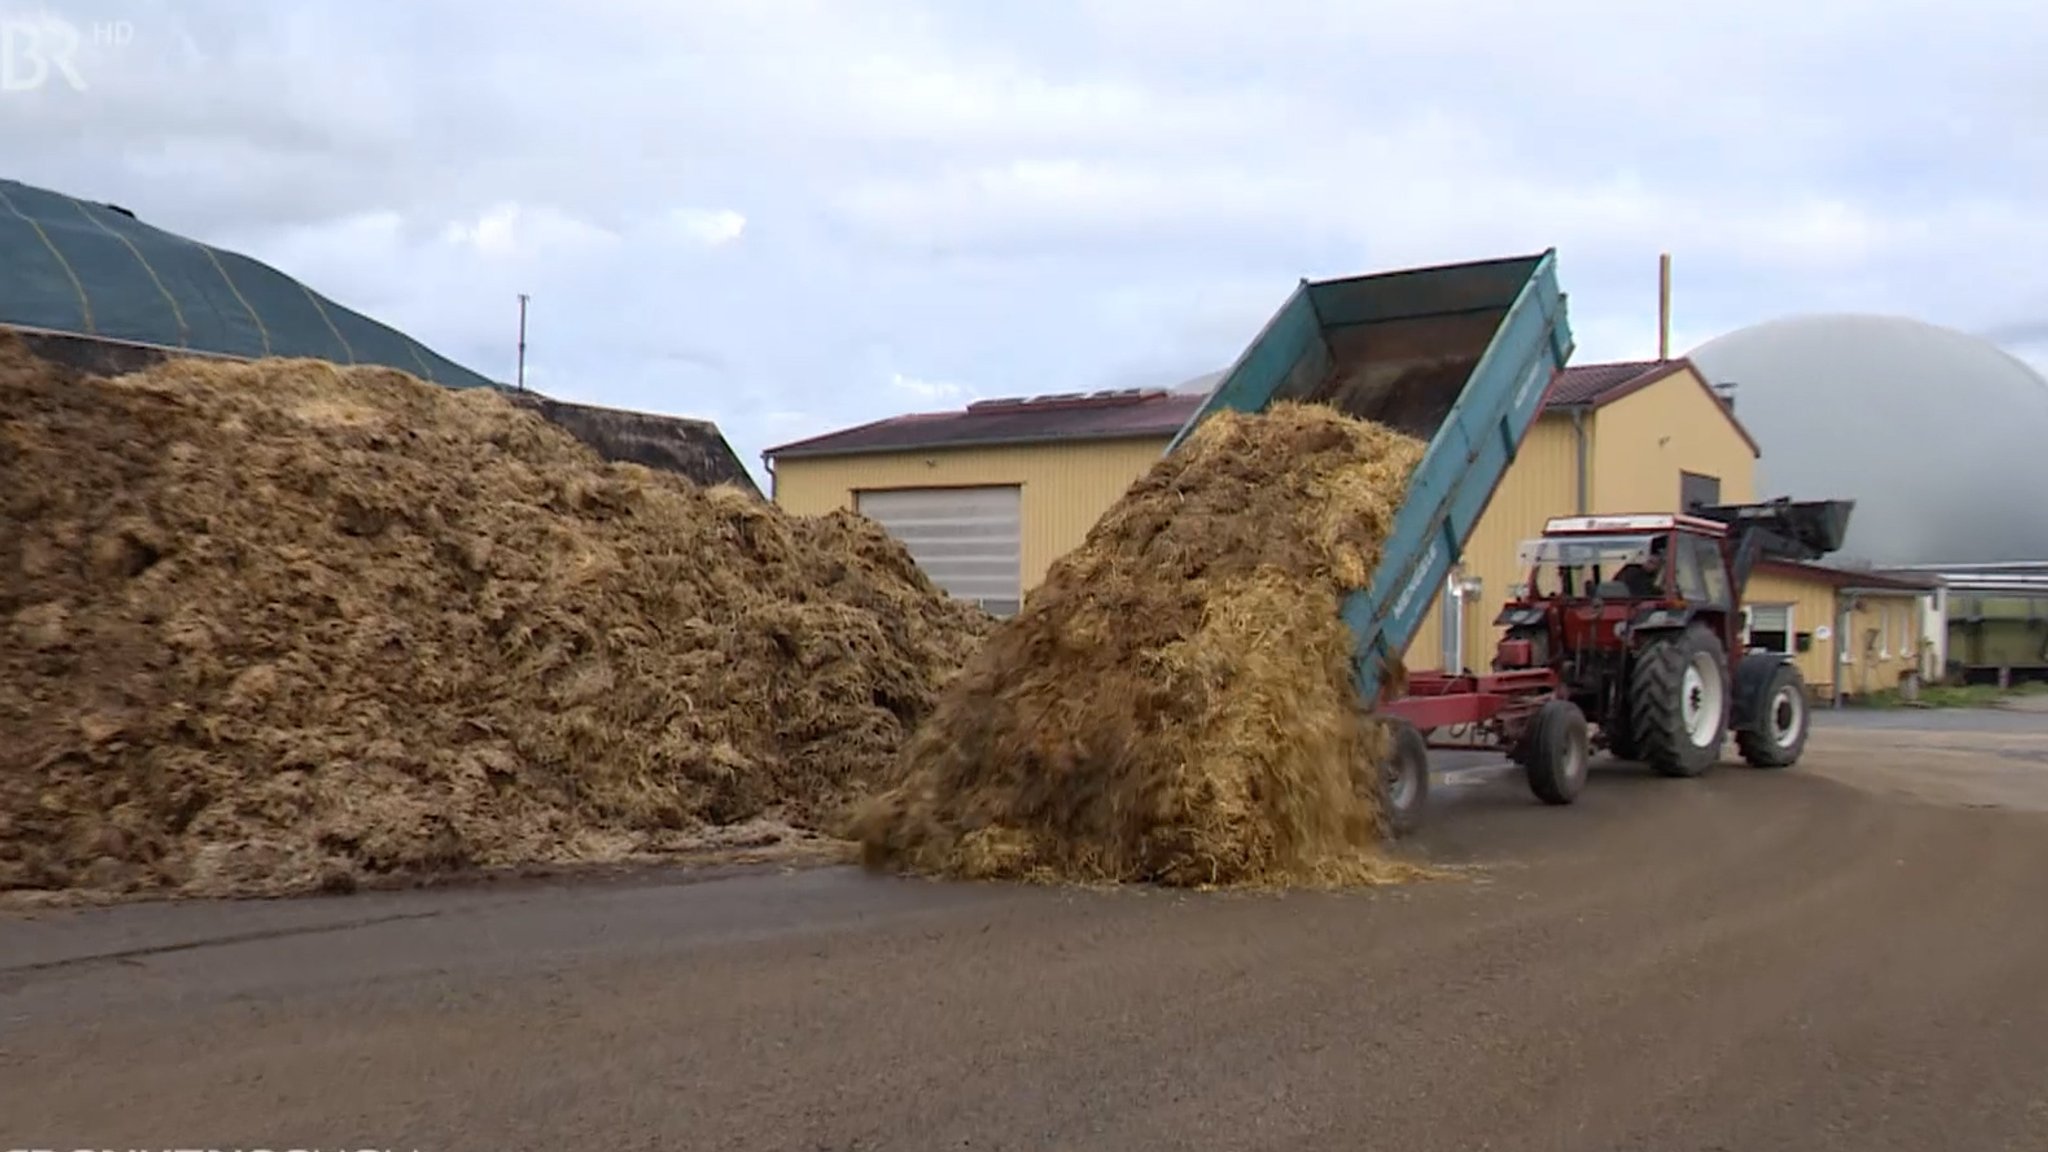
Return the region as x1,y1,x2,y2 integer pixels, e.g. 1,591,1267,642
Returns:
6,708,2048,1152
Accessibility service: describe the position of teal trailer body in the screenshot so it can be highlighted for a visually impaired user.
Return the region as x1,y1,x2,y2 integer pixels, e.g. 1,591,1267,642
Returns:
1164,251,1575,704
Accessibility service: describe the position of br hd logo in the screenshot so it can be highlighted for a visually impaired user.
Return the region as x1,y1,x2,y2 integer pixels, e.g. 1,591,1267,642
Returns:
2,15,135,92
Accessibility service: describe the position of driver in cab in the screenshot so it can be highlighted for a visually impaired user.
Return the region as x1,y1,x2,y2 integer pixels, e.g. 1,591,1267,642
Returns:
1611,540,1667,597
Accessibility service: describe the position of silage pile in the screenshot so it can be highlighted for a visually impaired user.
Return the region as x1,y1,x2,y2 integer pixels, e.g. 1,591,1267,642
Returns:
0,336,990,901
849,402,1432,888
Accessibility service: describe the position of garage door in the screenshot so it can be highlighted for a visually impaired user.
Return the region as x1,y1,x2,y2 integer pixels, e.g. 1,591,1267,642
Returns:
855,486,1023,615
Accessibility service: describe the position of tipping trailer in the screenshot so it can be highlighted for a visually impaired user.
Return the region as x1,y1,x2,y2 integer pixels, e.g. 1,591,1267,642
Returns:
1163,250,1575,828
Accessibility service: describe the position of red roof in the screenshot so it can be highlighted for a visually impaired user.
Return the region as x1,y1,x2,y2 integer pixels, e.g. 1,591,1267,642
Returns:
1544,357,1760,458
766,389,1207,459
1546,359,1677,406
765,358,1756,461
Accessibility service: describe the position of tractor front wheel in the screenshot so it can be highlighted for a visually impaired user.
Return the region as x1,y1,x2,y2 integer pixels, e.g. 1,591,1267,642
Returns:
1736,661,1810,769
1628,622,1730,778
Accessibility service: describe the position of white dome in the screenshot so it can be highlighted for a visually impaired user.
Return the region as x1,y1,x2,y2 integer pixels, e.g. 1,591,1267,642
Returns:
1687,314,2048,566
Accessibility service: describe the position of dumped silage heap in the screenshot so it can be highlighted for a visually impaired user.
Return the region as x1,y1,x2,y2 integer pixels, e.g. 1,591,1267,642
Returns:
850,402,1434,889
0,336,990,901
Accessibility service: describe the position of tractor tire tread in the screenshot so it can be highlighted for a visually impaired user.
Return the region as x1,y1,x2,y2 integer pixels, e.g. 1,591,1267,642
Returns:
1525,699,1588,805
1736,662,1809,769
1628,623,1726,778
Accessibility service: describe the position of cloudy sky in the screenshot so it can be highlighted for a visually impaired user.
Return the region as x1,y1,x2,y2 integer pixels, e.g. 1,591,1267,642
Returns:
7,0,2047,485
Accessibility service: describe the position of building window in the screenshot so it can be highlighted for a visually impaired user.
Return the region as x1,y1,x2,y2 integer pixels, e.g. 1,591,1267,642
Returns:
1748,603,1794,654
1680,471,1721,513
1683,534,1731,608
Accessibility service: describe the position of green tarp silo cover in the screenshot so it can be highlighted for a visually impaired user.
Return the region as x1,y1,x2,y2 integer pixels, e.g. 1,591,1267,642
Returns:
0,176,495,389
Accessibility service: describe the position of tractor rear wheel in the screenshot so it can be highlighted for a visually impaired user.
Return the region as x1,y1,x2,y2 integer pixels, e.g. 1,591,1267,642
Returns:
1524,699,1590,805
1379,718,1430,837
1736,661,1810,769
1628,622,1729,778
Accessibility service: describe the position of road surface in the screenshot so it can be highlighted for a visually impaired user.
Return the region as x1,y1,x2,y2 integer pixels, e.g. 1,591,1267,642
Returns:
5,708,2048,1151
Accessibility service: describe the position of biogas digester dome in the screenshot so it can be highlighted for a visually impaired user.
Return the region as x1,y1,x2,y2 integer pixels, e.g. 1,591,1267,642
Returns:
1687,314,2048,567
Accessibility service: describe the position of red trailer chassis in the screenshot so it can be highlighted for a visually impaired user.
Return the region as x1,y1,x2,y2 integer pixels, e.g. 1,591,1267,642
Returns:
1370,664,1591,837
1381,667,1561,747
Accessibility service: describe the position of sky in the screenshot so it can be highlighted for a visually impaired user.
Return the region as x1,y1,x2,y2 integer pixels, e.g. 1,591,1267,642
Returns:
5,0,2047,489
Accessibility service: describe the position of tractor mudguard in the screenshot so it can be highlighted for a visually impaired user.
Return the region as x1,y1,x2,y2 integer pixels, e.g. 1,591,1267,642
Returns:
1625,603,1698,638
1730,651,1792,732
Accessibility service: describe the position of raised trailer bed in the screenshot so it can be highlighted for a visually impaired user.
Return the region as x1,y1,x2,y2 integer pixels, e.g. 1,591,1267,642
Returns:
1163,250,1575,830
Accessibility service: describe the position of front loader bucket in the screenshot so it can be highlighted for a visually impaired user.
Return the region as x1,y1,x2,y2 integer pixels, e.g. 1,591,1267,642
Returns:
1699,498,1856,561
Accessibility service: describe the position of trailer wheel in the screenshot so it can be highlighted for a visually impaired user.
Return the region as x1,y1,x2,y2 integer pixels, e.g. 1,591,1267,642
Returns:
1736,661,1809,769
1628,622,1729,778
1380,718,1430,837
1524,699,1589,805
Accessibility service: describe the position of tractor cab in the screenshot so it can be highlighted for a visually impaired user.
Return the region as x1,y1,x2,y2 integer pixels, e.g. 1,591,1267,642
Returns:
1494,514,1737,673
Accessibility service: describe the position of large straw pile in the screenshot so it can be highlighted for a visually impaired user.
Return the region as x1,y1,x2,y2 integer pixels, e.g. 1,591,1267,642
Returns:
0,337,989,901
849,402,1431,888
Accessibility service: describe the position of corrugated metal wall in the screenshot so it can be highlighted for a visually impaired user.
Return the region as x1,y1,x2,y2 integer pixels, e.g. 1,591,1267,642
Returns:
772,438,1164,593
1409,415,1581,672
1589,367,1759,512
1948,594,2048,670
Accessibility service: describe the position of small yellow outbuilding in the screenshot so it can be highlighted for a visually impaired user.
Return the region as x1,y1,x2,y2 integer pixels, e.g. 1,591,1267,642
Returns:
764,356,1935,700
1745,559,1941,703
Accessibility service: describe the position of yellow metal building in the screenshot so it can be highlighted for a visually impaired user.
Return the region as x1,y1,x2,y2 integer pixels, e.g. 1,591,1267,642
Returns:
764,358,1936,696
765,389,1204,616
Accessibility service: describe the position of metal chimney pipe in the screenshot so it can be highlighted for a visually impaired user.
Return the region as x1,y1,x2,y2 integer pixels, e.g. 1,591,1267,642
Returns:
1658,253,1672,361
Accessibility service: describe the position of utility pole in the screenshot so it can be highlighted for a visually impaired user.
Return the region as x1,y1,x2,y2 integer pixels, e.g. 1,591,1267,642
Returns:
516,293,530,391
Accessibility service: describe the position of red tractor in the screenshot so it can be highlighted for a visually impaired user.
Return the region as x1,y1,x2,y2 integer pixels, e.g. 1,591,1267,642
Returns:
1377,498,1854,834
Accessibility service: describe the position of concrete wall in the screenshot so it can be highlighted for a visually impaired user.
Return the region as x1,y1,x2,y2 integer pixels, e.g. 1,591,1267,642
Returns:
6,327,759,493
